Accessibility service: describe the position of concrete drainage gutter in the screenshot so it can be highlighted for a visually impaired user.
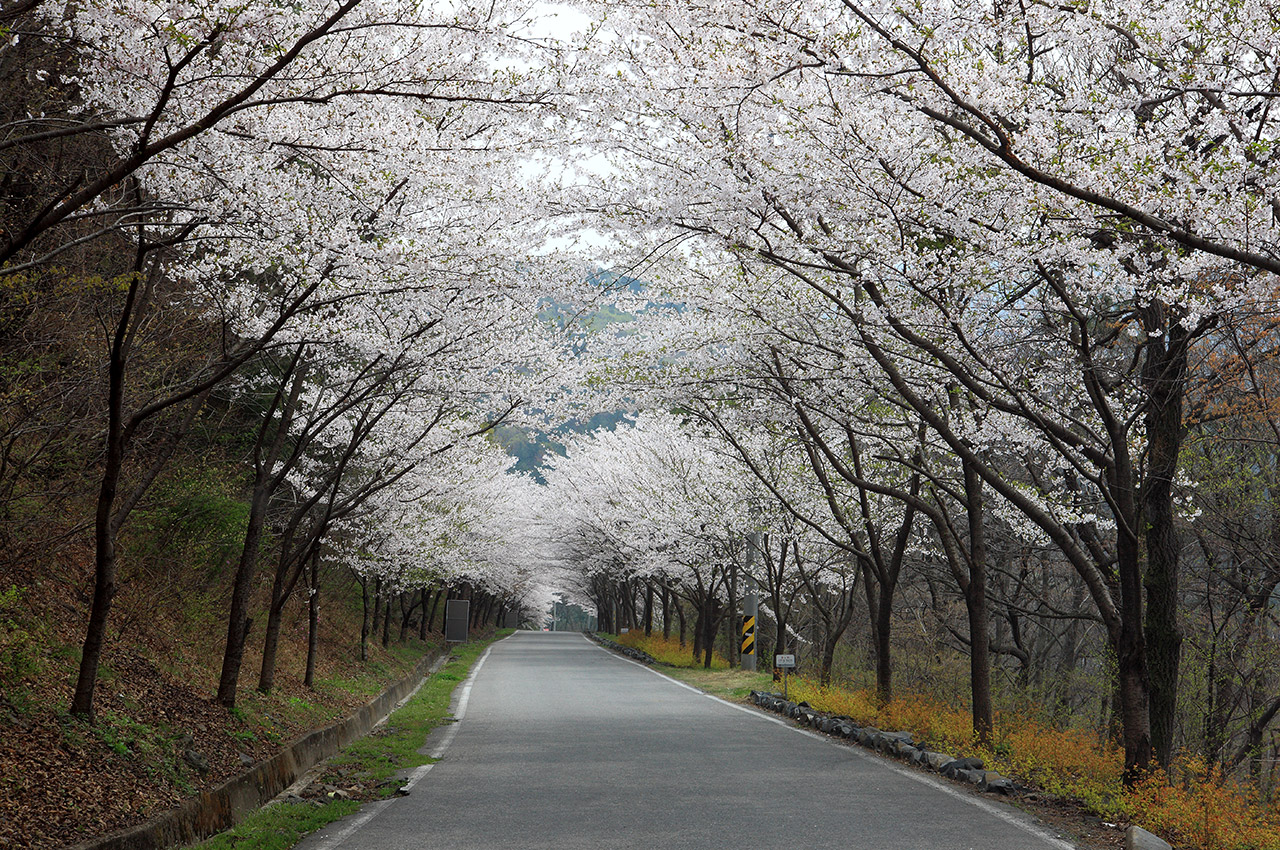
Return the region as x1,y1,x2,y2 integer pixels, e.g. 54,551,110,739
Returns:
65,648,450,850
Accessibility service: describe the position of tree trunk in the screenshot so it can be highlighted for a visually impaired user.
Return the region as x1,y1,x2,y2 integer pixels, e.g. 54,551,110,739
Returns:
70,269,140,720
661,584,671,640
304,553,320,689
963,461,994,745
820,633,838,686
360,575,371,662
419,588,431,641
381,595,391,647
1143,314,1187,768
398,593,414,642
692,605,705,664
428,587,443,634
372,577,384,637
644,582,654,637
1112,437,1155,782
702,598,720,669
217,349,306,708
258,532,309,694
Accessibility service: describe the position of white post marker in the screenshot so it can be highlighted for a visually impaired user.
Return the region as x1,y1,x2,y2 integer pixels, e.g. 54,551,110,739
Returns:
775,654,796,700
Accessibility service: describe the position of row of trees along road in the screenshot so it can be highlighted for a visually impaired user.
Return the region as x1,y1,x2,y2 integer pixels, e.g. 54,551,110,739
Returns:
0,0,583,720
546,0,1280,785
5,0,1280,806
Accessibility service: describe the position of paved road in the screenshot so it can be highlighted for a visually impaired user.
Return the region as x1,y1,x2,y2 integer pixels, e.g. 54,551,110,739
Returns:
297,632,1076,850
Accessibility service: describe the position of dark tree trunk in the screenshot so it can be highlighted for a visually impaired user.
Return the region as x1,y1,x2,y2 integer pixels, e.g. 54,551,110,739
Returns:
661,584,671,640
861,562,895,705
419,588,431,641
217,348,306,708
381,595,391,648
371,577,384,641
643,582,654,637
304,552,320,688
399,591,420,642
360,575,371,662
675,596,686,646
70,265,141,720
692,605,705,664
702,598,721,669
1142,313,1187,768
962,461,994,745
258,529,311,694
428,587,443,634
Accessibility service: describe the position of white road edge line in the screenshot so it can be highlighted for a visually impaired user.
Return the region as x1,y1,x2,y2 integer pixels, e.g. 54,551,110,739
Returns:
585,635,1076,850
307,637,505,850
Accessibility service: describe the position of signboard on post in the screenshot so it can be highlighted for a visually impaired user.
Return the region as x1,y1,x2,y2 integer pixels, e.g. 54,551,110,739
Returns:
445,599,470,643
775,653,796,700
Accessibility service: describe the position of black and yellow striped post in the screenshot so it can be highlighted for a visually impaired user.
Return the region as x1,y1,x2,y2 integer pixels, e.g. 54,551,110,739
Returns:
741,572,758,671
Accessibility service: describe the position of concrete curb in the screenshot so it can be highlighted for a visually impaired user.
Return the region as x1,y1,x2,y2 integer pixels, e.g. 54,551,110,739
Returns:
64,647,450,850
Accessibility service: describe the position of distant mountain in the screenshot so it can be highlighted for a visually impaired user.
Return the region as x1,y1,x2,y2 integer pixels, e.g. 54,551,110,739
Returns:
502,269,656,478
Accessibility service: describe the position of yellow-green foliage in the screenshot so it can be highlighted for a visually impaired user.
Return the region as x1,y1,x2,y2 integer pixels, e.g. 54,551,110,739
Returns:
1128,756,1280,850
787,680,976,755
782,677,1280,850
986,721,1124,815
617,631,729,670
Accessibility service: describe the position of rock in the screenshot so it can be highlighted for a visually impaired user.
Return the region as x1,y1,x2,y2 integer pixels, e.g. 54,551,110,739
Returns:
836,723,855,738
182,748,210,775
979,771,1015,793
237,752,255,767
886,734,914,756
954,768,985,784
924,751,953,771
901,746,924,764
1125,826,1173,850
941,756,985,778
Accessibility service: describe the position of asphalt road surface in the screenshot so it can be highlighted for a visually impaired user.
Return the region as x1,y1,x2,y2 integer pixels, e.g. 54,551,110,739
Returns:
296,631,1077,850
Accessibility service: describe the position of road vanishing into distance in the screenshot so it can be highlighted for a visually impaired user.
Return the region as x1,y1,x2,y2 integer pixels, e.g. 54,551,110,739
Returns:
296,632,1077,850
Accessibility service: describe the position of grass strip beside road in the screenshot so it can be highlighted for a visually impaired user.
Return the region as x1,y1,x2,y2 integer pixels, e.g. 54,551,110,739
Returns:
192,631,509,850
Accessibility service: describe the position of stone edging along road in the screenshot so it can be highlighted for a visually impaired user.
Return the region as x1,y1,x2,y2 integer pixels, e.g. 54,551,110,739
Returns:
64,647,451,850
586,634,1173,850
747,690,1173,850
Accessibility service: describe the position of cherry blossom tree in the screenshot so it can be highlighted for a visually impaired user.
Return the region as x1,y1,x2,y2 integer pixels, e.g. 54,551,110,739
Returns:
1,0,584,719
568,0,1280,776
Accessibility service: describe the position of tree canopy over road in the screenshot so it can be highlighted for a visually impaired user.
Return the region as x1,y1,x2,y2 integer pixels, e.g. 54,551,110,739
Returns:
3,0,1280,845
